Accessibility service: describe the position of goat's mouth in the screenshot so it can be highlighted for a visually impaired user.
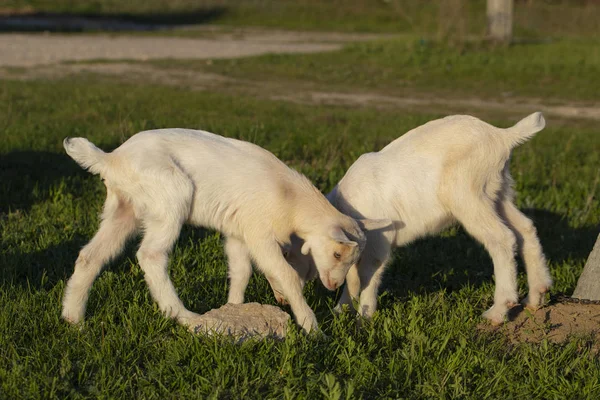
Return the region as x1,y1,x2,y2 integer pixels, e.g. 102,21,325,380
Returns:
320,275,340,291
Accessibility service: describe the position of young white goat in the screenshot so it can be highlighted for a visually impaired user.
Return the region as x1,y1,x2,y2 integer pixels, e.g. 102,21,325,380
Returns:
284,112,552,325
61,129,383,333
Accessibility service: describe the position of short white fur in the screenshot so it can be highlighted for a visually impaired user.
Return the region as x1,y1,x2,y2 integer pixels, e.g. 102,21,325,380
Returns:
287,112,552,325
61,128,380,332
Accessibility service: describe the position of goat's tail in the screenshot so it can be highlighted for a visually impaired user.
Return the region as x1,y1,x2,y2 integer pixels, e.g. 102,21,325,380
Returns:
502,112,545,149
63,137,107,176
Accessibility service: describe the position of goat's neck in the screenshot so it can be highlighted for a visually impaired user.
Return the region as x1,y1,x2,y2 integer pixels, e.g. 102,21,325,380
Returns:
291,188,340,240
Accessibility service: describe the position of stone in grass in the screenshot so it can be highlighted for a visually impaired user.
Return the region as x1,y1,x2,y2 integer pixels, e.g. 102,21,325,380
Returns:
573,233,600,301
191,302,291,341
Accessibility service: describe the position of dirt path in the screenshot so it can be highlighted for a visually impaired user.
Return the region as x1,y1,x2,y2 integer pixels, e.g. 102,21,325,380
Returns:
1,30,598,120
275,91,600,121
0,33,339,68
5,62,598,121
0,28,391,67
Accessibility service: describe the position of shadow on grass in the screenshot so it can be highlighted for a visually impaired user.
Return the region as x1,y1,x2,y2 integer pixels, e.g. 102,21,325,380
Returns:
0,221,223,299
0,236,87,290
1,150,598,316
0,8,227,33
0,149,226,304
0,150,84,214
3,206,597,303
378,209,599,305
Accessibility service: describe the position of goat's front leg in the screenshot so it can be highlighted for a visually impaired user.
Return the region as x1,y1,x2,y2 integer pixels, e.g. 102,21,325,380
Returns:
266,274,288,305
356,253,391,318
271,247,315,305
334,264,360,314
350,230,394,318
250,240,318,333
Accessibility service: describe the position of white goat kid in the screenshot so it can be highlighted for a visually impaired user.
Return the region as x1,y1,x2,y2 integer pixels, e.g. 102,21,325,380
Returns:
61,128,377,333
288,113,552,325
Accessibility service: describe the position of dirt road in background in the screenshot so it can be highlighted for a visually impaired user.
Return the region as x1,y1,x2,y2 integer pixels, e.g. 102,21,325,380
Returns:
0,29,386,67
1,29,598,121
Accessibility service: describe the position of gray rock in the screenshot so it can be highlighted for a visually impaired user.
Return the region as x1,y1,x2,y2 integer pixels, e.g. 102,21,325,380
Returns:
573,233,600,301
191,302,291,341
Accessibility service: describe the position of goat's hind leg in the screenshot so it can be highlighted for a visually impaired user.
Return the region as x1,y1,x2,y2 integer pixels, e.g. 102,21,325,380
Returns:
499,200,552,310
62,190,137,324
225,237,253,304
453,196,519,325
134,164,203,329
136,218,199,327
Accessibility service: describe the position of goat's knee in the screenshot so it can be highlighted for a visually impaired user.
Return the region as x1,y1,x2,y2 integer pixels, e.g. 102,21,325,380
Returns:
488,228,517,256
136,248,166,267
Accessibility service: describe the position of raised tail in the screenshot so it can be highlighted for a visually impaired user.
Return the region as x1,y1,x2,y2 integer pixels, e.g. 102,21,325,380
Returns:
63,137,107,175
503,112,546,149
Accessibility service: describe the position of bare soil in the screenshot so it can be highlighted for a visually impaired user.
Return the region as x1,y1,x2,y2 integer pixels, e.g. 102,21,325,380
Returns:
479,302,600,350
0,28,391,68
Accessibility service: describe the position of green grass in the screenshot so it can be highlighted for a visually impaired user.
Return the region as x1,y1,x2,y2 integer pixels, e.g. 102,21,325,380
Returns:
3,0,600,38
195,36,600,103
1,77,599,398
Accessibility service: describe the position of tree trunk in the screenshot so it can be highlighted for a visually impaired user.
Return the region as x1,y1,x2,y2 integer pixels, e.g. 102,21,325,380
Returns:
487,0,513,43
573,233,600,300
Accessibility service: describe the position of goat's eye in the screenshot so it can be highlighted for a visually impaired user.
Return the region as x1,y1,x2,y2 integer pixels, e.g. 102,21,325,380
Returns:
283,251,289,258
333,252,341,260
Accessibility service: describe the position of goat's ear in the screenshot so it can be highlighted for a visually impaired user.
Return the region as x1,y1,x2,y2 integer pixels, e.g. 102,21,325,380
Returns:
340,240,358,249
330,227,357,247
357,218,393,233
301,241,311,255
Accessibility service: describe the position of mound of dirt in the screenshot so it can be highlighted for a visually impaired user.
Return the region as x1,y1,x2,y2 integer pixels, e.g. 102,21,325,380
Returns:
479,302,600,350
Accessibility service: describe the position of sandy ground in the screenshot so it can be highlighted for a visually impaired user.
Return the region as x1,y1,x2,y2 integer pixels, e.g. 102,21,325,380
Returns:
479,302,600,351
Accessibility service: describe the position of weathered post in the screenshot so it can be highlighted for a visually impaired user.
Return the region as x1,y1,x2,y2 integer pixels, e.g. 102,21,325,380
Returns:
487,0,513,43
573,234,600,300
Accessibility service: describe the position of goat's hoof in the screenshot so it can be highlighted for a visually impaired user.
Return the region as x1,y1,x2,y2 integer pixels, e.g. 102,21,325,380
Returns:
521,292,547,311
276,297,289,306
482,308,505,326
333,303,354,315
487,317,504,326
274,292,289,306
522,299,542,311
61,310,83,325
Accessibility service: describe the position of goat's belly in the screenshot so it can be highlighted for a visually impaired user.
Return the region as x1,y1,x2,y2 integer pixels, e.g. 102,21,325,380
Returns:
394,206,454,247
186,200,241,238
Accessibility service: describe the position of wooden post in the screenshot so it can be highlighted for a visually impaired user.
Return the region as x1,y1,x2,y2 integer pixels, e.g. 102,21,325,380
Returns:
487,0,513,43
573,233,600,300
